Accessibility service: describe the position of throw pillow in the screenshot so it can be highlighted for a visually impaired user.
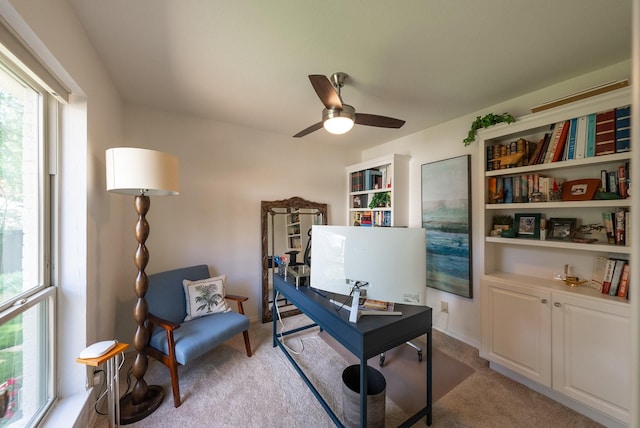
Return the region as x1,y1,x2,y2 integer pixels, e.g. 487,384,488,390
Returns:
182,275,232,321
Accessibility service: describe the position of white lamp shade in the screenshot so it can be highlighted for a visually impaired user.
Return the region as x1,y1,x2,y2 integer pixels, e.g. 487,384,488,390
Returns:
323,117,354,134
106,147,179,196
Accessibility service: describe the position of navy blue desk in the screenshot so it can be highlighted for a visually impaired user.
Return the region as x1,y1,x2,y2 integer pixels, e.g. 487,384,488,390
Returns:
272,274,432,427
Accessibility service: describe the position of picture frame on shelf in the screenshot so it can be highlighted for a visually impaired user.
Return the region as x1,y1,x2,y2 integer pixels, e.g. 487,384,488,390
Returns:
561,178,601,201
547,218,577,241
514,213,541,240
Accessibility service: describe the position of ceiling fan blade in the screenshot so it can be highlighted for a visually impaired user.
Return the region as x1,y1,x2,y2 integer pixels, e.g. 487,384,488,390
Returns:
355,113,405,129
309,75,343,109
293,121,324,138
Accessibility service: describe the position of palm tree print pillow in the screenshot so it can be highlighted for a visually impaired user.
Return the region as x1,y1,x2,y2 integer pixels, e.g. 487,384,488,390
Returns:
182,275,232,321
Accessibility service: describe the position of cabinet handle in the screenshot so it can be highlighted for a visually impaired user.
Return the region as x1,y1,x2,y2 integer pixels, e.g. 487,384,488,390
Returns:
554,302,562,308
541,299,548,304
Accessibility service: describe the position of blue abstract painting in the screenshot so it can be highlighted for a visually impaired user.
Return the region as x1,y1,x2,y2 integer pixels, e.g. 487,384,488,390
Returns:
421,155,472,298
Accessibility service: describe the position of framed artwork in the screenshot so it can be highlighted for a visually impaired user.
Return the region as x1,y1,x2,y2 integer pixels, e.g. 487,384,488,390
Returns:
548,217,577,241
561,178,600,201
514,213,541,239
421,155,472,298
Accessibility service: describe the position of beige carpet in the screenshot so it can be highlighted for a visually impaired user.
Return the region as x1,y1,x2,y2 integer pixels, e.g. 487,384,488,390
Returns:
321,332,475,415
93,314,603,427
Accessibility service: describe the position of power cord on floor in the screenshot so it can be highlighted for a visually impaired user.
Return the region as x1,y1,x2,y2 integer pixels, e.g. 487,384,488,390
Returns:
93,351,127,416
275,291,319,355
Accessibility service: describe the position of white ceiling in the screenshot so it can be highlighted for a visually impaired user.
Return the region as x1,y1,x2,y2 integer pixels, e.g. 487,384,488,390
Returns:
68,0,631,150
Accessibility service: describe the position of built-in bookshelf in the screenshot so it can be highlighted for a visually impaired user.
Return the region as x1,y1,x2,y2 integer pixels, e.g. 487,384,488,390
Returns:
477,86,632,426
346,154,409,227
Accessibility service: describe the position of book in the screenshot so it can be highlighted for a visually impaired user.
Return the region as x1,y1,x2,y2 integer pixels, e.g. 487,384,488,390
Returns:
594,109,616,155
362,299,391,311
617,263,630,298
601,258,617,294
543,121,564,163
551,120,571,162
600,169,609,192
503,177,513,203
626,210,631,250
590,256,609,292
495,177,504,203
618,165,628,198
607,171,618,195
615,105,631,152
364,169,383,190
585,113,597,157
602,212,615,245
534,131,553,165
527,136,546,166
574,115,588,159
486,145,494,171
487,177,497,204
566,118,578,160
608,259,626,296
614,208,626,245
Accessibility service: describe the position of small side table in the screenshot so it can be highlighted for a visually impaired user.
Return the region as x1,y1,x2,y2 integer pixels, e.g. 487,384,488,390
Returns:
76,343,129,428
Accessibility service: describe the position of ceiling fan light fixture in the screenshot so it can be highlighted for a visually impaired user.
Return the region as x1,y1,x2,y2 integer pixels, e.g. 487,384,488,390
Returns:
323,105,355,135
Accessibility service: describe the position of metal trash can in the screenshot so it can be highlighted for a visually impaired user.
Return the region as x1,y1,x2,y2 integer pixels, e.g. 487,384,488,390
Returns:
341,365,386,428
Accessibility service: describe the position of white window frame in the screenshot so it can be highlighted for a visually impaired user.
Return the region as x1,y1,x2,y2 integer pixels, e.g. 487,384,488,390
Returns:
0,46,58,427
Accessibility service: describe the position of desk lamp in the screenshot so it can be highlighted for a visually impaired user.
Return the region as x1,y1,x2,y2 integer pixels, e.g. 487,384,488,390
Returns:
106,147,179,423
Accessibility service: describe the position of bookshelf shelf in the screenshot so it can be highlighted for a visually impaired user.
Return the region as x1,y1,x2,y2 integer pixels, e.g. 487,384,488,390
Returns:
485,236,631,254
478,86,632,426
485,198,631,210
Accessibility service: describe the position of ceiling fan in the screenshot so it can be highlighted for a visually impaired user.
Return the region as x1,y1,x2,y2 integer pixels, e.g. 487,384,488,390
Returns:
293,72,405,138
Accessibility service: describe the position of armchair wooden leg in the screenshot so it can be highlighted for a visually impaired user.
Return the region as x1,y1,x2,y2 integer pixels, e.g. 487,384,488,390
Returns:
168,359,181,407
242,330,252,357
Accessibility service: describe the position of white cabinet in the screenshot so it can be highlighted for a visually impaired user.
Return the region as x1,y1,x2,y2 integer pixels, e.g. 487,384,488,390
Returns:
481,276,552,386
346,154,409,227
477,87,632,425
481,274,630,424
552,291,630,422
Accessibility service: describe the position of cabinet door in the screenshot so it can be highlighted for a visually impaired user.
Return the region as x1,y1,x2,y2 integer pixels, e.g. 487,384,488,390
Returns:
552,293,630,423
481,279,552,386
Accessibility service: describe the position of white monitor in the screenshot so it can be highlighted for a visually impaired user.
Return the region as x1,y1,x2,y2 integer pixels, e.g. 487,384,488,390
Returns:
310,225,426,312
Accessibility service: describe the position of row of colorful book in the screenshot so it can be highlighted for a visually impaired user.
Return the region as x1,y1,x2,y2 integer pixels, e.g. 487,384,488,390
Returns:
351,210,392,227
487,174,564,204
486,105,631,171
487,162,629,204
600,162,630,198
350,166,392,192
602,208,630,246
590,256,630,299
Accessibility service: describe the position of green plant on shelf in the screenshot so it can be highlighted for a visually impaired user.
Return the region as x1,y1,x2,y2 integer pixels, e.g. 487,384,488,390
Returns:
369,192,390,209
463,113,515,146
492,214,513,228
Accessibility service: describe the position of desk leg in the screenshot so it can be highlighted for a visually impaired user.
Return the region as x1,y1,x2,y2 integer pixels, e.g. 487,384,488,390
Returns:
272,288,277,347
360,360,368,428
106,357,115,428
427,328,432,426
114,353,122,427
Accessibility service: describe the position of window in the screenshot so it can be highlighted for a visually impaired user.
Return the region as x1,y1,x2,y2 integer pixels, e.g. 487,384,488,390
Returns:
0,53,56,427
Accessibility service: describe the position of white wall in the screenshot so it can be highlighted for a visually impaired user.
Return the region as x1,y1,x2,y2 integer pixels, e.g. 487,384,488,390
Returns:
115,105,360,338
2,0,125,425
362,60,631,347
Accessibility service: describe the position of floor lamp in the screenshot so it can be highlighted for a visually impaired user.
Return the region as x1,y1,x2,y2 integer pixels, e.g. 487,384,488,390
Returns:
106,147,179,424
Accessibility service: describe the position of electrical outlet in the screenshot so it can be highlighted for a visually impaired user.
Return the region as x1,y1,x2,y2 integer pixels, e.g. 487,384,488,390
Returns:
92,370,102,386
440,301,448,313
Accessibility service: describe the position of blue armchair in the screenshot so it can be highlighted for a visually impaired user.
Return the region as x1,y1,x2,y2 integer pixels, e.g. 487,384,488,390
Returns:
144,264,252,407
